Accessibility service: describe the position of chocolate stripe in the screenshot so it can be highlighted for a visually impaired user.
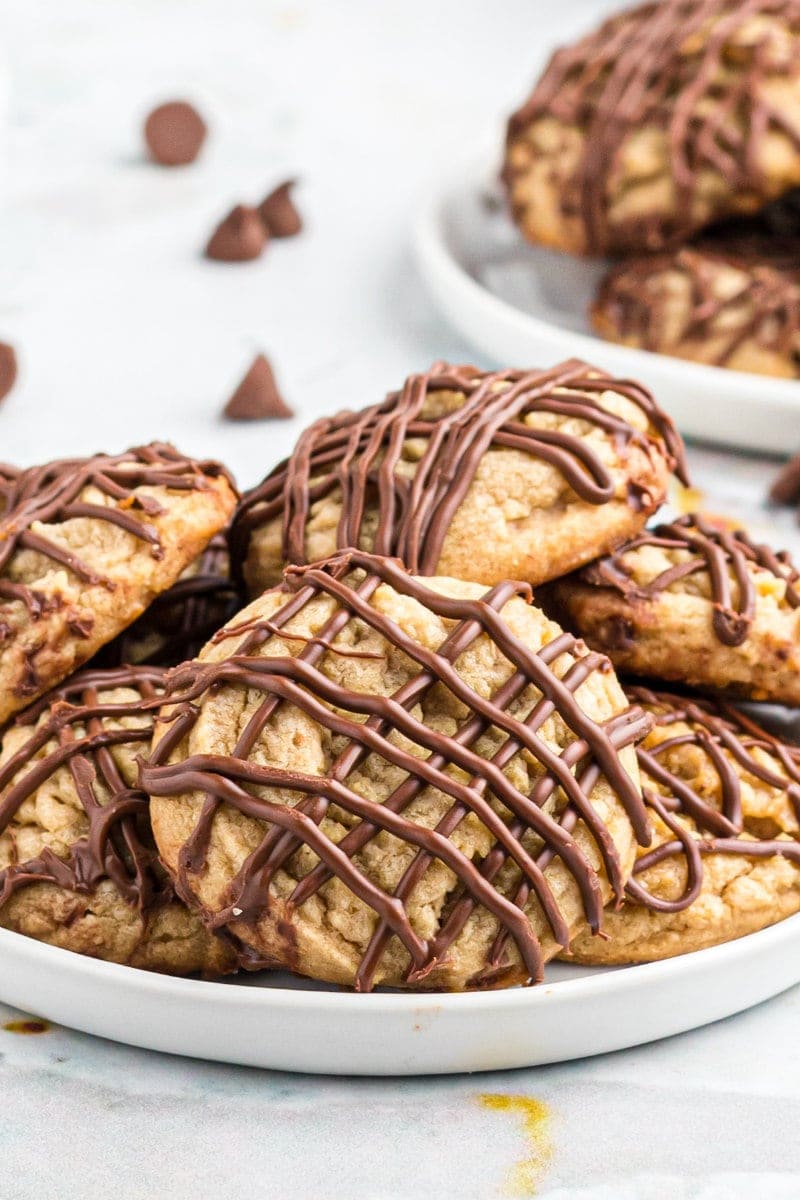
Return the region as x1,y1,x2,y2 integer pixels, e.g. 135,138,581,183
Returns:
142,551,650,990
230,361,687,583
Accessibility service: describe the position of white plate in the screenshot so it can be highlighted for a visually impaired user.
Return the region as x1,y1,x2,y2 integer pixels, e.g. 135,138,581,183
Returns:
2,913,800,1075
414,159,800,455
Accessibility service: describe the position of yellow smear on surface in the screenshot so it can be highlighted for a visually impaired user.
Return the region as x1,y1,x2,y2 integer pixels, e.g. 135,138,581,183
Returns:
3,1019,50,1034
477,1093,554,1196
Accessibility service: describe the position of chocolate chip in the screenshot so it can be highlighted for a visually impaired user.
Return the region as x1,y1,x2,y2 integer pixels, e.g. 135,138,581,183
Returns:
0,342,17,405
144,101,207,167
769,453,800,506
205,205,267,262
258,179,302,238
223,355,293,421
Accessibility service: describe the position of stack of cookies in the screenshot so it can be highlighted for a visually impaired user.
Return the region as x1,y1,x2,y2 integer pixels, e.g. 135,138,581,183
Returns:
503,0,800,379
3,360,799,991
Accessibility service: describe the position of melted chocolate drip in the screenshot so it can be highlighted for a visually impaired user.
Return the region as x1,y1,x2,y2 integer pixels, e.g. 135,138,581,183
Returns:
230,360,687,582
0,443,234,618
579,512,800,646
625,687,800,913
94,535,242,668
506,0,800,254
0,666,170,912
141,550,652,991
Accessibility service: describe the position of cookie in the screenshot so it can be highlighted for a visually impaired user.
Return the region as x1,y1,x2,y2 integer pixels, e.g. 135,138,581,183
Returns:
563,689,800,964
230,360,686,597
552,513,800,704
504,1,800,256
94,535,241,669
591,232,800,378
0,443,238,725
142,550,651,992
0,666,236,975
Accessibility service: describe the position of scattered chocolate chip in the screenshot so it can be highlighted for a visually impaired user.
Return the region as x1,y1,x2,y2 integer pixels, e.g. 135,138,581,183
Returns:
769,453,800,506
223,355,293,421
258,179,302,238
144,100,207,167
205,205,267,262
0,342,17,405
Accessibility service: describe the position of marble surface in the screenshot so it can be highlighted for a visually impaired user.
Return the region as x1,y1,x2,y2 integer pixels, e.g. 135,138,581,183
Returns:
2,1,800,1196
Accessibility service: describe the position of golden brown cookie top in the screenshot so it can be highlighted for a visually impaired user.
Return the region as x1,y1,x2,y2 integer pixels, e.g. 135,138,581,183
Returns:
230,359,687,589
506,0,800,254
144,550,650,990
0,665,167,910
1,443,234,604
625,687,800,912
574,513,800,646
0,443,238,724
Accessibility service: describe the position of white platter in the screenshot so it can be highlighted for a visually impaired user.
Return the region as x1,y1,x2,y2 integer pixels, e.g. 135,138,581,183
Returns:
2,912,800,1076
414,159,800,455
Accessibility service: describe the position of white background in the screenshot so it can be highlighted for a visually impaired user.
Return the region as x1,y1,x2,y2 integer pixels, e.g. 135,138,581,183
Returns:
1,2,800,1197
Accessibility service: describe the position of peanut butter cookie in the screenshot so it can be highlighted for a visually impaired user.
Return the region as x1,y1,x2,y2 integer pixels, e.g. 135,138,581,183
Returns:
0,666,236,975
592,232,800,378
144,551,650,992
505,0,800,256
564,689,800,964
230,360,686,597
0,443,237,725
552,514,800,704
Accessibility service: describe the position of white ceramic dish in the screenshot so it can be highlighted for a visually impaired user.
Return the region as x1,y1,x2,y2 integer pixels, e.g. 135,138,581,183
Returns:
414,159,800,455
2,913,799,1076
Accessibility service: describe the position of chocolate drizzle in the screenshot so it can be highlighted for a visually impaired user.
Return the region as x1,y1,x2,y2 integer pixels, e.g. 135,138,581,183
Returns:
593,233,800,372
0,666,169,911
141,550,652,990
230,360,687,582
506,0,800,254
625,687,800,913
95,535,242,668
579,513,800,646
0,443,233,618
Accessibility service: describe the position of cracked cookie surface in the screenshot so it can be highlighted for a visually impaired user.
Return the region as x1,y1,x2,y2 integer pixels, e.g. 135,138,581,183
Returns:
0,443,238,725
504,0,800,256
552,514,800,704
0,666,236,974
145,551,650,992
591,232,800,378
230,360,686,597
563,689,800,963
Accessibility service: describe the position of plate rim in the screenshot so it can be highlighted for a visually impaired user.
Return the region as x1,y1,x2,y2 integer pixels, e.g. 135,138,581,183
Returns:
413,157,800,416
3,909,800,1014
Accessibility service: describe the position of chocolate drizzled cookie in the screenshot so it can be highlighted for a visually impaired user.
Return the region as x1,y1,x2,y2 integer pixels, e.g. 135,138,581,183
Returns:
0,665,235,974
591,231,800,378
0,443,238,724
564,689,800,963
553,513,800,704
143,550,651,992
505,0,800,256
231,359,686,595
